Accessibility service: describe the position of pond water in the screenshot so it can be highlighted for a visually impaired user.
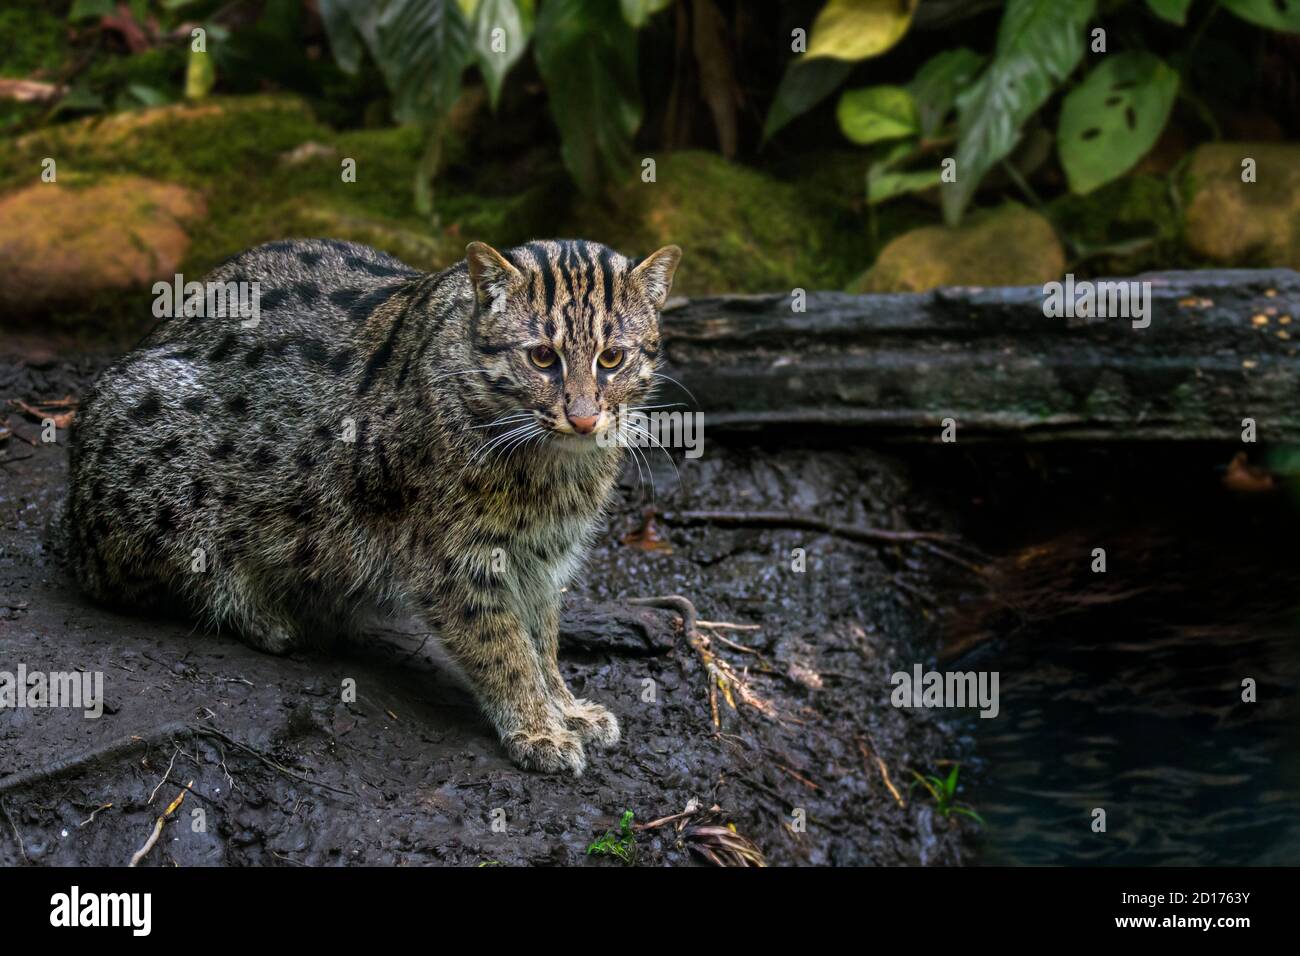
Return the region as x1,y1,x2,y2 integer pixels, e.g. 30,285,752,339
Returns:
927,446,1300,866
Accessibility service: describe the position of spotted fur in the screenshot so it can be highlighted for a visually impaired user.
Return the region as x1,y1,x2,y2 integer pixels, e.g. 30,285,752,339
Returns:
62,237,682,774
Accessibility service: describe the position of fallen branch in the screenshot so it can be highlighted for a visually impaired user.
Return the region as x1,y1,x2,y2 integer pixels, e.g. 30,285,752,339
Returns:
7,396,77,429
128,782,190,867
659,509,986,573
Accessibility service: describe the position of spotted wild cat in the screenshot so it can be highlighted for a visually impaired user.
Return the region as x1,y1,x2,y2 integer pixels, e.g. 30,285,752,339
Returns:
62,237,682,775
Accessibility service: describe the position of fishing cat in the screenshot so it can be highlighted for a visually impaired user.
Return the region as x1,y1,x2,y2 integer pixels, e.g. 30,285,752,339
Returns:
62,237,682,775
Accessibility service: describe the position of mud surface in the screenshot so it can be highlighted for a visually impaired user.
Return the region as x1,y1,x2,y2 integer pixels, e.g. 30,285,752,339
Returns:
0,347,967,867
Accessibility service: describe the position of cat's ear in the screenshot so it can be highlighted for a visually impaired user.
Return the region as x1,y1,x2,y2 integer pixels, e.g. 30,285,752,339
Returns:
630,245,682,309
466,241,525,311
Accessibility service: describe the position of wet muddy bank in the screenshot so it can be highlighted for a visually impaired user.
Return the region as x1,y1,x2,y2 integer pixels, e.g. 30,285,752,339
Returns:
1,347,970,866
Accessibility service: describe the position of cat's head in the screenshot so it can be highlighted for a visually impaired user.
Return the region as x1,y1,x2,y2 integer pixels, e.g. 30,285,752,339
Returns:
464,238,681,442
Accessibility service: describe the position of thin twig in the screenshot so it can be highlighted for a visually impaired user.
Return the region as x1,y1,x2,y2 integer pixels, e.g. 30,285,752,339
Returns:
859,736,905,808
128,783,190,867
77,803,113,828
148,747,180,804
0,797,28,864
191,727,357,798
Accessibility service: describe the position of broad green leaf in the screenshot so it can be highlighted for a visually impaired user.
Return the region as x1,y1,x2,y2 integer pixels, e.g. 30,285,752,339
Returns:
837,85,918,144
908,47,984,139
535,0,642,193
944,0,1095,225
807,0,917,61
867,165,939,204
68,0,113,19
1144,0,1194,24
185,46,215,100
1058,52,1178,195
473,0,530,107
127,84,169,106
318,0,377,74
1221,0,1300,32
763,57,854,142
620,0,673,28
373,0,474,123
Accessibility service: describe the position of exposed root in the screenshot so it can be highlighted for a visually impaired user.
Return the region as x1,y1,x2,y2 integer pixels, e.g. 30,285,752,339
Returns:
859,736,905,808
128,782,190,867
629,595,779,730
658,508,988,574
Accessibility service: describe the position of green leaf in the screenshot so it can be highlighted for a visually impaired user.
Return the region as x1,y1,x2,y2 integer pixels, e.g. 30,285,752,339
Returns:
619,0,673,28
807,0,917,61
867,165,939,205
908,48,985,139
185,46,215,100
473,0,530,108
944,764,960,796
1058,52,1178,195
837,85,918,144
762,56,854,142
1220,0,1300,32
535,0,642,193
1144,0,1194,25
944,0,1096,225
373,0,474,123
126,84,169,107
318,0,377,74
68,0,114,19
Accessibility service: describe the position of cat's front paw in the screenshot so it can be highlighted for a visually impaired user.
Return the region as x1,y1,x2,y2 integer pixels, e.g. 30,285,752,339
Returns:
503,726,587,776
564,699,620,749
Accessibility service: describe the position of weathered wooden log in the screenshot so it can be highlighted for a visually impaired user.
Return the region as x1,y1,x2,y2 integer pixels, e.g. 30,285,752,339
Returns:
658,269,1300,441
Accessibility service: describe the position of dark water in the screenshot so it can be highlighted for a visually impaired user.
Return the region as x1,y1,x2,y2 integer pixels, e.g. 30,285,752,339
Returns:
925,445,1300,866
966,616,1300,865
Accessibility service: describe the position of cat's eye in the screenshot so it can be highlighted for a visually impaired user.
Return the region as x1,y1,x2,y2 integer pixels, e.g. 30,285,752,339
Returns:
529,345,557,369
597,348,624,370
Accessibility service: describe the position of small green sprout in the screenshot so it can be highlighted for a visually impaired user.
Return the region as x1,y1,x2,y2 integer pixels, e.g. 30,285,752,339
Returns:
910,764,984,825
587,810,637,863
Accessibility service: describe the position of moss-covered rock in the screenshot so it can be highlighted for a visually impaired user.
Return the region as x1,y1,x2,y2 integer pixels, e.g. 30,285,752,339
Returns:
0,98,878,333
1047,174,1183,277
569,150,869,295
1183,142,1300,269
0,175,205,313
855,202,1065,293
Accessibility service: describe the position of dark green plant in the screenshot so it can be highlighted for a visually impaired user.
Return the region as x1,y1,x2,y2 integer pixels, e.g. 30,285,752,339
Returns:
319,0,654,217
766,0,1300,225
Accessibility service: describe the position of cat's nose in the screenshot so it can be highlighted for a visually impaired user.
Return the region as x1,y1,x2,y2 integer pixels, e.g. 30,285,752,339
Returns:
567,413,599,434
